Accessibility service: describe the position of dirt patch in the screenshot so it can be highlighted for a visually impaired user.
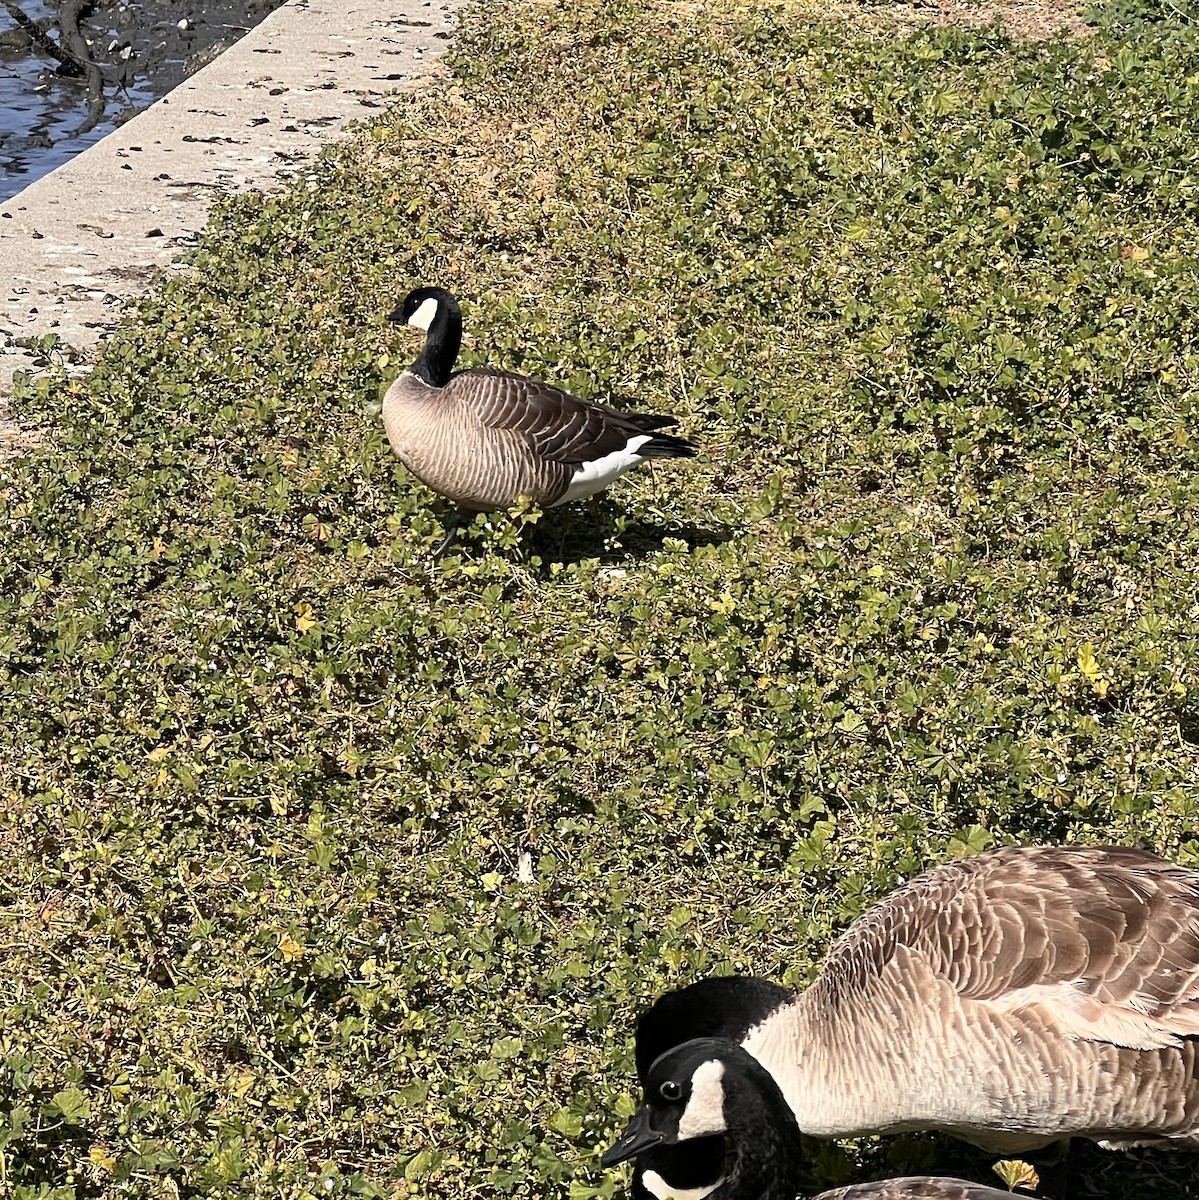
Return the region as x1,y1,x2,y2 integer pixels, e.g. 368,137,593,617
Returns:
667,0,1095,37
875,0,1092,39
0,414,44,454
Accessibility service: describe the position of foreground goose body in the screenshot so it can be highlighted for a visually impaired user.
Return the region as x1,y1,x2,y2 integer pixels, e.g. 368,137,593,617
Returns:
629,846,1199,1162
604,1040,1031,1200
382,288,695,520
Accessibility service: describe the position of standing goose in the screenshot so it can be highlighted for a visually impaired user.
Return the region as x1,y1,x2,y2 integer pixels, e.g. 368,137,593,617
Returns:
604,1039,1035,1200
381,287,696,554
614,844,1199,1190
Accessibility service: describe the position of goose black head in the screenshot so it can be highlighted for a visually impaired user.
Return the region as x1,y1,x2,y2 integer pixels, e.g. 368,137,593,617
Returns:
635,976,792,1080
627,978,793,1200
388,287,463,387
387,286,460,331
602,1039,739,1168
602,1039,804,1200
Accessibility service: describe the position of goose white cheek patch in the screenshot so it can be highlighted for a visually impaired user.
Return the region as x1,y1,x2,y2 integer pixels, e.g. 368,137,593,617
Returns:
408,297,439,331
642,1170,726,1200
677,1060,727,1141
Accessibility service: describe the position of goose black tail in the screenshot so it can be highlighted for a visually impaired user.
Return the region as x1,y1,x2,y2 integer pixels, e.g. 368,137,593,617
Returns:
642,431,697,459
623,410,696,458
631,413,683,432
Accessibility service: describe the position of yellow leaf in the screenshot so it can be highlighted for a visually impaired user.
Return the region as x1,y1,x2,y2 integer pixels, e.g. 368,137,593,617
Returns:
230,1069,256,1097
278,933,305,962
89,1144,116,1172
295,604,317,634
1077,641,1101,679
708,592,736,614
992,1159,1039,1193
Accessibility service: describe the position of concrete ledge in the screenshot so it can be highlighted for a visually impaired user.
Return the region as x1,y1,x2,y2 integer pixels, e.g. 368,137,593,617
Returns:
0,0,463,447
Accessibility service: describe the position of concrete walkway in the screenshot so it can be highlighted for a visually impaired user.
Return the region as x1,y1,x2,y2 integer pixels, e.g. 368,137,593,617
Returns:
0,0,464,451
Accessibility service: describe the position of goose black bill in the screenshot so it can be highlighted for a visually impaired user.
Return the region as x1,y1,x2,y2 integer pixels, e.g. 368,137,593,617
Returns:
601,1108,663,1167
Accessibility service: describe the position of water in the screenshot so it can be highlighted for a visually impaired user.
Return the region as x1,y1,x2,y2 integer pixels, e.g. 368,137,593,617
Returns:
0,0,288,202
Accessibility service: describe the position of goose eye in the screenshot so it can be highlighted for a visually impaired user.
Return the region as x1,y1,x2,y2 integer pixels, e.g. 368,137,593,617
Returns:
659,1080,683,1102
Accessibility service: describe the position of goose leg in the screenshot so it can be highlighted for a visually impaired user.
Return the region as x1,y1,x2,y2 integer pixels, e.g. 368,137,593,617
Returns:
432,510,467,561
1028,1138,1073,1200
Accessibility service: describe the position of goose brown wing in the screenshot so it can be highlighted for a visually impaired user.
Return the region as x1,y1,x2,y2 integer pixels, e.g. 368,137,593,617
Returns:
820,846,1199,1047
448,367,666,464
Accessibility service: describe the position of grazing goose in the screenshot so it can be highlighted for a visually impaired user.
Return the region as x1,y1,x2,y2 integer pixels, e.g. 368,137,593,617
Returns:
613,844,1199,1189
382,287,696,554
604,1039,1029,1200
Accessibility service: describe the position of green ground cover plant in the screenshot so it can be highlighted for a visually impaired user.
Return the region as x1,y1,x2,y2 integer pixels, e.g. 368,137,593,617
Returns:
3,0,1199,1195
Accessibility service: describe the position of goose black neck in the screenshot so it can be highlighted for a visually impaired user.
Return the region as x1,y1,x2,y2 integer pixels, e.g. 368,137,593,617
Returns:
411,295,462,388
715,1052,805,1200
721,1132,802,1200
636,978,791,1080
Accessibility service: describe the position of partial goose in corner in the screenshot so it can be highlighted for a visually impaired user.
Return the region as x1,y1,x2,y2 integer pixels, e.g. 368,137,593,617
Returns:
815,1183,1028,1200
381,287,696,555
609,844,1199,1200
603,1039,1034,1200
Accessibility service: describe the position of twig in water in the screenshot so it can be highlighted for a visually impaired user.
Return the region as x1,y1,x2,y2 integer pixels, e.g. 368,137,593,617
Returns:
0,0,83,76
56,0,106,136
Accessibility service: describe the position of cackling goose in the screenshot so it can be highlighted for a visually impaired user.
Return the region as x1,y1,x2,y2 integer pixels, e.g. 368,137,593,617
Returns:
631,977,791,1200
816,1183,1034,1200
382,287,696,554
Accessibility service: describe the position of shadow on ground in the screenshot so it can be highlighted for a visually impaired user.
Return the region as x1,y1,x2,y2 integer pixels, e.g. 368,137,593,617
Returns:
433,500,737,570
820,1131,1199,1200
